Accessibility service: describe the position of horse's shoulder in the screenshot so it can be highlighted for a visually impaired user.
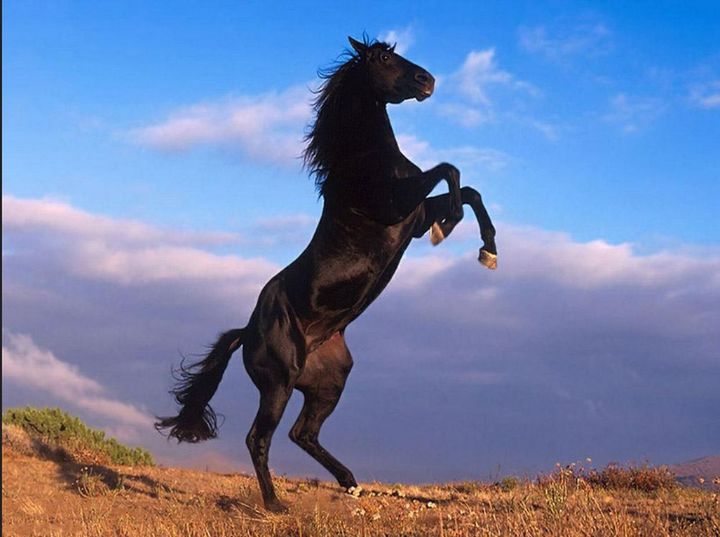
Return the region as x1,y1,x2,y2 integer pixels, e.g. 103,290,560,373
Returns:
393,155,423,178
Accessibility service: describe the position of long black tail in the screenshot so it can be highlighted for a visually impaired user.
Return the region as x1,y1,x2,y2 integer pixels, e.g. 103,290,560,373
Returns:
155,328,245,442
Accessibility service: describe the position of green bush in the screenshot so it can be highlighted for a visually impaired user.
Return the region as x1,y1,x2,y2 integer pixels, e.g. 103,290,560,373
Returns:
2,407,154,467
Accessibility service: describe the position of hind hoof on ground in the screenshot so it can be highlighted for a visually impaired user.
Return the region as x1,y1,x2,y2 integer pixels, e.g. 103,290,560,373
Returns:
430,222,445,246
346,485,364,498
479,249,497,270
265,499,289,513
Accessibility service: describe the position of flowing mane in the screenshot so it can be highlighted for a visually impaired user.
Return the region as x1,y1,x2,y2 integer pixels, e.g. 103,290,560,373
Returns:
303,38,395,197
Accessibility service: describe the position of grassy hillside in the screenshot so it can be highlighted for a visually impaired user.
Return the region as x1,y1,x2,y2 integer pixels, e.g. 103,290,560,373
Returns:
2,407,154,467
2,409,719,536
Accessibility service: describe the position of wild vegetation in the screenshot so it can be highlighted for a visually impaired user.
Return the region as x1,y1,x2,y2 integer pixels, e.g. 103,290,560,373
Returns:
2,406,154,466
2,408,718,536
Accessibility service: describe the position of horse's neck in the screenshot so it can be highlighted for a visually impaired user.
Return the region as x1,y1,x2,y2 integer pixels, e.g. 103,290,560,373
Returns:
347,98,400,156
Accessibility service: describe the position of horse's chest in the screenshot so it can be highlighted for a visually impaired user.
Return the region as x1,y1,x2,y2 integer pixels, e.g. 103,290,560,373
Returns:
315,220,413,310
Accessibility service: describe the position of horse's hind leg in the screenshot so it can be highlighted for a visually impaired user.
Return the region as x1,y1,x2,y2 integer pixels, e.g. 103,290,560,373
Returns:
246,383,293,512
290,332,357,490
243,289,306,512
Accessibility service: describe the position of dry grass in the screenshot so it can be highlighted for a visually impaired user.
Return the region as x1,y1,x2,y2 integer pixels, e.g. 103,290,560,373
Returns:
3,444,719,536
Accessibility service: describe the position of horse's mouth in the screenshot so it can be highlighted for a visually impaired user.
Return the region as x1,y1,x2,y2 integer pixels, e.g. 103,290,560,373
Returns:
415,88,433,101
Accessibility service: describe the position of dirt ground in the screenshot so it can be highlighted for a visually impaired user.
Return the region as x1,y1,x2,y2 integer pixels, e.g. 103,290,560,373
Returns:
3,442,719,536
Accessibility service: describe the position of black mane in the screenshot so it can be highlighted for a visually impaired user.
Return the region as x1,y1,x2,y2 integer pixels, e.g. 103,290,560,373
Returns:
303,38,395,197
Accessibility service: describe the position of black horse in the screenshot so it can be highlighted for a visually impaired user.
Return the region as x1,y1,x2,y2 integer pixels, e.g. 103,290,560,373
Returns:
156,36,497,512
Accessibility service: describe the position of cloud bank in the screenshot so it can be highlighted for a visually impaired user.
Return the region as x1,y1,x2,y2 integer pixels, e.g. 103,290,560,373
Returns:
3,195,718,480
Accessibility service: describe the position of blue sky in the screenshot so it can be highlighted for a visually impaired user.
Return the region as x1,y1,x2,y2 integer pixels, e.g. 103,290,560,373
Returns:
3,2,719,482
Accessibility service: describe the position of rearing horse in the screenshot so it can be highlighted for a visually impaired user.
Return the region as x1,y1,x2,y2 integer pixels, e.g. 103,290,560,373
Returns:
156,36,497,512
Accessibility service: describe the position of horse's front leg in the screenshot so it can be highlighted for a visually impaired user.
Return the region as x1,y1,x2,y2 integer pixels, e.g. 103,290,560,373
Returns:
392,162,464,222
414,186,497,269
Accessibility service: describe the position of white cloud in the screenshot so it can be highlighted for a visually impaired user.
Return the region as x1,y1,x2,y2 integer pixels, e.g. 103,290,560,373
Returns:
253,213,317,232
689,80,720,109
437,48,537,128
525,119,560,141
2,195,278,288
495,224,719,290
390,254,457,290
66,242,277,287
2,195,239,247
604,93,666,132
518,22,612,60
438,103,493,128
2,331,152,429
397,134,508,172
456,49,512,105
380,26,415,55
130,86,313,166
440,146,509,172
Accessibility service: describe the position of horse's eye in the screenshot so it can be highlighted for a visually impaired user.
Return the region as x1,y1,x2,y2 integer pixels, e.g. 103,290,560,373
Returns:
381,53,390,63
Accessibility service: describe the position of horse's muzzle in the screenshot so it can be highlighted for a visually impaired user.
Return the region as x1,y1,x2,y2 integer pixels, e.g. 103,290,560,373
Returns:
414,71,435,101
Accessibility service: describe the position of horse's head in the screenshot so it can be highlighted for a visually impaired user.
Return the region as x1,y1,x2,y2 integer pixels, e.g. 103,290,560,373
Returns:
349,36,435,104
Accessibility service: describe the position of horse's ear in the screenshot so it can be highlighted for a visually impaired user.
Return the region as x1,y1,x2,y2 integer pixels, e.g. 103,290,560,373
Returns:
348,36,367,56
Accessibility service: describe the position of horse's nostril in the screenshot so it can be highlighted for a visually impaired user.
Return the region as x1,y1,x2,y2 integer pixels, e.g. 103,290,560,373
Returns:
415,72,429,84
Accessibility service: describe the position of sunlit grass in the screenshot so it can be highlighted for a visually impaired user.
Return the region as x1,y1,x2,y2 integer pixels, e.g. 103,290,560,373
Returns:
3,415,718,536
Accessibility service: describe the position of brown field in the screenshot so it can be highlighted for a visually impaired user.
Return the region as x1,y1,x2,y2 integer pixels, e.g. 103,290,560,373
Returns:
2,427,719,536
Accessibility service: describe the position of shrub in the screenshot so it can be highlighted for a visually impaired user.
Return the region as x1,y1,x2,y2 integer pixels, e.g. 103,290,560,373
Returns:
585,462,676,492
538,461,676,493
2,407,154,467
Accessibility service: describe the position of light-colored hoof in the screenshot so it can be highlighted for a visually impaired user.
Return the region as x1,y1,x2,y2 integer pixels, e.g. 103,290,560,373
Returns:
479,249,497,270
430,222,445,246
346,485,363,498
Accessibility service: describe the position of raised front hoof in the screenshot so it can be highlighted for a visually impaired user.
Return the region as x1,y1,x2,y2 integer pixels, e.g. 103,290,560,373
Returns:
264,498,289,514
430,222,445,246
478,249,497,270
